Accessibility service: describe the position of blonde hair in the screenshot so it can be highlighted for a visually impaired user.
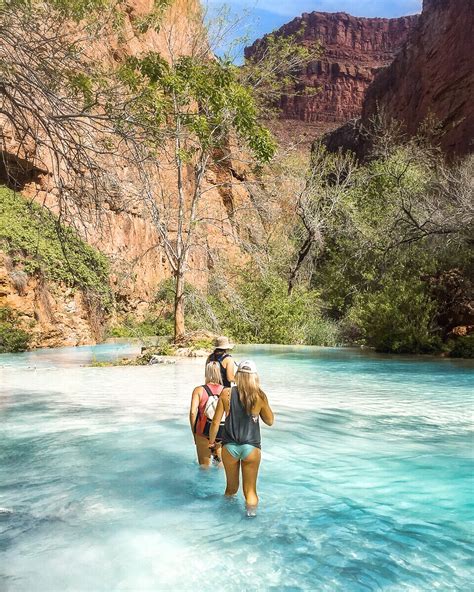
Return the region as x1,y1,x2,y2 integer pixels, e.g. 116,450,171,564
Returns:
235,371,266,415
205,361,223,385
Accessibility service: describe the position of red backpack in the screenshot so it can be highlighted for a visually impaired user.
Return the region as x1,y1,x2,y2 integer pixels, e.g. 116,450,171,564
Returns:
195,384,225,439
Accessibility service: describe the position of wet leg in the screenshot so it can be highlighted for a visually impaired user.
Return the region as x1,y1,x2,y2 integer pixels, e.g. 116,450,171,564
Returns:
222,446,240,496
195,434,211,468
241,447,261,512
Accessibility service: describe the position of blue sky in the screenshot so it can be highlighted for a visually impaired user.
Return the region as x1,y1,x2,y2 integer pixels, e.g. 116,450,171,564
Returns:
204,1,422,53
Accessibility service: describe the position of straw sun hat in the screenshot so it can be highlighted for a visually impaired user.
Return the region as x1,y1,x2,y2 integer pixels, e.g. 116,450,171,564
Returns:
214,336,234,350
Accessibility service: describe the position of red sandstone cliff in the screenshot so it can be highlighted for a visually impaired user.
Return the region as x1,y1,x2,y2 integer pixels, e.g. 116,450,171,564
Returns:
0,0,259,348
245,11,418,128
361,0,474,156
325,0,474,158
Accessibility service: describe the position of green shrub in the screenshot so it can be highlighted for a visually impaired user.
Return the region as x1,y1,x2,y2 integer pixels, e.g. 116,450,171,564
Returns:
0,306,31,353
304,317,342,347
349,278,441,354
108,315,173,338
208,267,338,346
0,186,112,310
449,335,474,358
150,342,176,356
189,338,214,350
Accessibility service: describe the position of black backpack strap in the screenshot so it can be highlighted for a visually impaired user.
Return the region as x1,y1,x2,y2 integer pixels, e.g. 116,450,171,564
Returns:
202,384,215,398
196,385,210,420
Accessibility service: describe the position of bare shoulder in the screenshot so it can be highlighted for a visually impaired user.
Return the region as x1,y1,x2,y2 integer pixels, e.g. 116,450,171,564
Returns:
221,387,232,399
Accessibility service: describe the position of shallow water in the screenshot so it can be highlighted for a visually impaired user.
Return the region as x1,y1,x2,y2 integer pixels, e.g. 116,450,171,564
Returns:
1,344,473,591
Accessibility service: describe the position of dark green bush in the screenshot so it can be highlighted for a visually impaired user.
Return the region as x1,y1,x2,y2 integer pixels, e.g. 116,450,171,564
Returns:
349,278,441,354
208,268,341,346
0,307,31,353
108,315,173,339
449,335,474,358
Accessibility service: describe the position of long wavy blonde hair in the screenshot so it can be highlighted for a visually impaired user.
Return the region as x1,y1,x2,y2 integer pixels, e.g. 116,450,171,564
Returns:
235,371,266,415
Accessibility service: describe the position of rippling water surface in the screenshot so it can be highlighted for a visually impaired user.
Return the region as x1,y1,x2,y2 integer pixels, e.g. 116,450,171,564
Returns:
1,344,473,591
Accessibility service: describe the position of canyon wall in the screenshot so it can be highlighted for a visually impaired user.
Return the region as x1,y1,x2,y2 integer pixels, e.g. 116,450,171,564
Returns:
325,0,474,157
245,11,418,130
362,0,473,156
0,0,260,347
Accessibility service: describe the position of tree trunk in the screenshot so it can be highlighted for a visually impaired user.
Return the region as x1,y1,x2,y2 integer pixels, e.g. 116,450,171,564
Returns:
174,270,185,342
288,234,314,296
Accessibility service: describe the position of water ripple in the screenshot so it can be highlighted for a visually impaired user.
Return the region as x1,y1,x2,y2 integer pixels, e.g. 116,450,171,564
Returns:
0,345,473,591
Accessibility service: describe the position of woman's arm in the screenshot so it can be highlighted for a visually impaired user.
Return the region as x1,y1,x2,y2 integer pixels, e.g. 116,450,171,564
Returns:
223,356,235,384
259,394,274,426
208,396,225,446
189,387,201,434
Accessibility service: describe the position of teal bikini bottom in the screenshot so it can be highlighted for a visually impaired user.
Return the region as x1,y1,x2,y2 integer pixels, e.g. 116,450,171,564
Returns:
224,443,256,460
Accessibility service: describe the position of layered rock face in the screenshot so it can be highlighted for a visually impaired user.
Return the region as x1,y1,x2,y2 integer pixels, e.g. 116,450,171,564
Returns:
0,261,103,349
325,0,474,158
0,0,260,347
361,0,474,156
246,11,418,126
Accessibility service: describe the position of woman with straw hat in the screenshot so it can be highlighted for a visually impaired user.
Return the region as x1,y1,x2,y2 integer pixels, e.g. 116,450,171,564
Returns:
206,336,236,388
208,360,274,517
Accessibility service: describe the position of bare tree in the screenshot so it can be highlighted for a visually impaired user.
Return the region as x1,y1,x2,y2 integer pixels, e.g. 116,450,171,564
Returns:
288,144,356,295
2,6,97,179
111,3,323,340
1,0,319,342
386,153,474,252
117,6,277,339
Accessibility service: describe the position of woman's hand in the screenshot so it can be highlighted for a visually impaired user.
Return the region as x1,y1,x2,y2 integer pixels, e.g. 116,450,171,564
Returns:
208,441,216,449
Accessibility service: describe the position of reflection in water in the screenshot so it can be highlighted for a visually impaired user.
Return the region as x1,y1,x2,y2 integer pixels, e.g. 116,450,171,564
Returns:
1,344,473,591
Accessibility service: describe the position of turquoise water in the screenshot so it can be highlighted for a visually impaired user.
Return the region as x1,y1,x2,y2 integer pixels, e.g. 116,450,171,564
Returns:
1,344,473,591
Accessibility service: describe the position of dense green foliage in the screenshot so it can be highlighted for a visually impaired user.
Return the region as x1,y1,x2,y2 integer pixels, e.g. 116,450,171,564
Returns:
0,306,31,353
348,277,441,354
120,53,277,165
449,335,474,359
0,187,112,309
108,316,173,339
147,274,341,347
208,268,340,346
302,142,473,356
